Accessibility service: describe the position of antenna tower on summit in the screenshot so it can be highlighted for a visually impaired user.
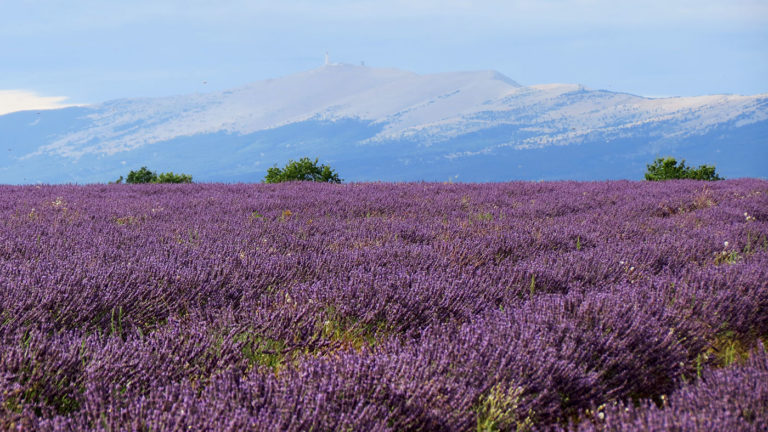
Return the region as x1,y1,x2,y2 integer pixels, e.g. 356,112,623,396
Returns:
324,52,330,66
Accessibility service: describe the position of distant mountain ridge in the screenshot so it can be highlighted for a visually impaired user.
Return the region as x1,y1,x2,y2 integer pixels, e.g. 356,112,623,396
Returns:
1,64,766,183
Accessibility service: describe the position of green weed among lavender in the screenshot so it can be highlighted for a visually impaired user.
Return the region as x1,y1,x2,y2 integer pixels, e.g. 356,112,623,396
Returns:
0,180,766,431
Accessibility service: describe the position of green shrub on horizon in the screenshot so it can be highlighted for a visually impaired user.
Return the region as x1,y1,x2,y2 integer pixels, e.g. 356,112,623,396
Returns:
125,167,156,184
121,167,193,184
154,171,193,184
264,157,341,184
644,157,723,181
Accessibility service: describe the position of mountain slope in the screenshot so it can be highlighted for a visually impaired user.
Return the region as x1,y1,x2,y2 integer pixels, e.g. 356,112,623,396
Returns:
1,64,766,183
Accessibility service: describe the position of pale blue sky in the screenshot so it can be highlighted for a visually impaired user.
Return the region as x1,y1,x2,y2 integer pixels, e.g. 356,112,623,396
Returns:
1,0,766,113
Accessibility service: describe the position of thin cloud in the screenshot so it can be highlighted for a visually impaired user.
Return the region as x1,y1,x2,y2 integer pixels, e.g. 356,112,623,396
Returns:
0,90,80,116
2,1,765,33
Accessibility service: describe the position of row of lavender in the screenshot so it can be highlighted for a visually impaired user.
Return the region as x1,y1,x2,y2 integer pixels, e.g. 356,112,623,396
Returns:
0,180,766,430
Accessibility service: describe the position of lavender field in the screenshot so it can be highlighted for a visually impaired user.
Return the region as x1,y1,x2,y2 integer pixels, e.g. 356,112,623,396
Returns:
1,180,767,431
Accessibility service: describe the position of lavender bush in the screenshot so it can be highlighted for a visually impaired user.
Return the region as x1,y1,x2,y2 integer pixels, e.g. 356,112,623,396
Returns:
567,343,768,431
0,180,766,431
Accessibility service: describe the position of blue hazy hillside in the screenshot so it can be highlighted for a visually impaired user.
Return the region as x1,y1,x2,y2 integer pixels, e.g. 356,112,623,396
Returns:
1,65,766,183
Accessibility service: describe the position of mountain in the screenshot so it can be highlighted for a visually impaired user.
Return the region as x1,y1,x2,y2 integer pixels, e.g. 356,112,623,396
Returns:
1,64,766,183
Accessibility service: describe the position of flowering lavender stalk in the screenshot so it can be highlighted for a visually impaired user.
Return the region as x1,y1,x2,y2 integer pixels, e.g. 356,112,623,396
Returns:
0,180,766,430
